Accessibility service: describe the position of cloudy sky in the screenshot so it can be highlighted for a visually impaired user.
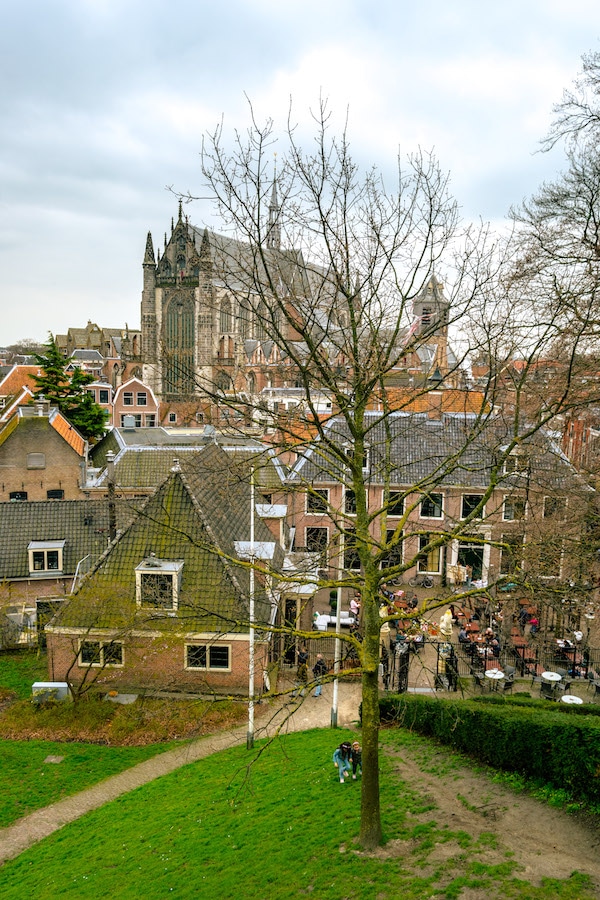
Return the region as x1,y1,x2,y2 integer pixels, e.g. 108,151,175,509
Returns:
1,0,599,346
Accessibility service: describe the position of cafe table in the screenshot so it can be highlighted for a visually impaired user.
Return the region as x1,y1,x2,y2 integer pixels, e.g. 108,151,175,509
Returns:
541,671,562,682
485,668,505,690
561,694,583,705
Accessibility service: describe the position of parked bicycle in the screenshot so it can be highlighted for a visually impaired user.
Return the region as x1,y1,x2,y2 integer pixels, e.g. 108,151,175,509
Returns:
408,573,434,588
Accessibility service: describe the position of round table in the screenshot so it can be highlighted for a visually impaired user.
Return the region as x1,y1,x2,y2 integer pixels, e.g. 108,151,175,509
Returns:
561,694,583,705
485,669,504,690
541,671,562,682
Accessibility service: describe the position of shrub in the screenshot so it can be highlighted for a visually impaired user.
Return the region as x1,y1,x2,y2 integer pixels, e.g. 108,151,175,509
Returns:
380,694,600,803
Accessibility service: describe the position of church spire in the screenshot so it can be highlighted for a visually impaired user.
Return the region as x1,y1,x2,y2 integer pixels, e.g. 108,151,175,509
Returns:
266,158,281,250
143,232,155,266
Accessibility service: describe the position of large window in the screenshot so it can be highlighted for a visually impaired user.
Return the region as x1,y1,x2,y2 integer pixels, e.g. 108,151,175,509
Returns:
28,540,64,575
344,489,357,515
381,529,403,570
343,528,361,571
121,414,142,427
420,493,443,519
543,497,566,520
503,496,526,521
306,488,329,514
123,392,134,406
461,494,484,519
135,559,184,611
306,526,328,561
186,644,231,671
137,392,147,406
79,640,123,667
387,492,404,517
499,534,523,576
417,534,441,573
99,389,110,404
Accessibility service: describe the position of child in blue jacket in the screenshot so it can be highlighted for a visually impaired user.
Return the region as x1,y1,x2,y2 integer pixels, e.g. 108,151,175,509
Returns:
333,741,352,783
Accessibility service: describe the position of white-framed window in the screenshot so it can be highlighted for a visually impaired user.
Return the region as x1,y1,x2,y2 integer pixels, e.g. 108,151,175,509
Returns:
121,413,142,427
305,526,328,560
306,488,329,514
386,491,404,517
344,489,357,515
137,392,147,406
543,496,566,520
145,414,156,427
99,389,110,404
168,412,177,424
503,451,529,476
343,528,361,571
123,391,134,406
420,493,443,519
503,496,526,521
27,452,45,469
343,442,370,472
185,644,231,671
28,540,65,575
461,494,484,519
499,534,523,576
417,534,441,573
79,640,123,668
135,559,184,610
381,528,403,570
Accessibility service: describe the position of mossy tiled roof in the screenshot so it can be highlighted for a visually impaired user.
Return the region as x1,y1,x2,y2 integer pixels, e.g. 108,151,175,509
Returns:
0,499,135,579
55,444,282,635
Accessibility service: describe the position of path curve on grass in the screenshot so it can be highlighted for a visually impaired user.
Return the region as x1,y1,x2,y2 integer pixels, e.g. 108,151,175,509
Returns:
0,681,363,866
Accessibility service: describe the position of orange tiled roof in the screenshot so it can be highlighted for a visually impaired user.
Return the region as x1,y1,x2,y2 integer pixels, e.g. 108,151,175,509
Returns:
0,365,40,398
50,410,87,456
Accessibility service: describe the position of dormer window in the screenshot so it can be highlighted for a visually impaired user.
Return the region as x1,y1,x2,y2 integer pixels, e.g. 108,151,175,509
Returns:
28,540,65,575
135,558,184,611
503,451,529,476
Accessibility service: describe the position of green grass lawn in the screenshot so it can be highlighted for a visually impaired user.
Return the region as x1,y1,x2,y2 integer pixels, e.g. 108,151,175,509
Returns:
0,740,168,827
0,649,48,699
0,728,594,900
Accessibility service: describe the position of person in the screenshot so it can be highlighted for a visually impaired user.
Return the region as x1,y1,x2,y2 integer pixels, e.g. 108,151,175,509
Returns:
333,741,352,783
529,615,539,636
351,741,362,780
458,626,470,644
293,646,309,697
350,594,360,618
312,653,328,697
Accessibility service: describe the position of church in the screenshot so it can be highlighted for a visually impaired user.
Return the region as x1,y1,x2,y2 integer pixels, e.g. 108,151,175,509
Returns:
140,200,458,424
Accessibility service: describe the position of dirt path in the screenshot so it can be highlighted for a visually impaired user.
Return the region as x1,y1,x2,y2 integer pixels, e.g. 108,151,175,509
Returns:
383,739,600,894
2,679,600,896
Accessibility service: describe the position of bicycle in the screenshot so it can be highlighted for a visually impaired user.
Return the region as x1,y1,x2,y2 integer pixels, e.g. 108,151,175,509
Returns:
408,573,434,588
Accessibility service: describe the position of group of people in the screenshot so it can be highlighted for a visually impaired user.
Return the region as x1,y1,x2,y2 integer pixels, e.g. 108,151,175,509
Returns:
333,740,362,783
293,648,329,698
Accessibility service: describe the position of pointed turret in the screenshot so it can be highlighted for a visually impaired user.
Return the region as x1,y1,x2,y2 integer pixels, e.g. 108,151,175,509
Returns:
266,173,281,250
143,232,155,267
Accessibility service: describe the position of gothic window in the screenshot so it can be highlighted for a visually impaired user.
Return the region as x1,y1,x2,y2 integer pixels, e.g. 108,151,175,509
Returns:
164,293,195,397
220,297,232,333
255,300,268,340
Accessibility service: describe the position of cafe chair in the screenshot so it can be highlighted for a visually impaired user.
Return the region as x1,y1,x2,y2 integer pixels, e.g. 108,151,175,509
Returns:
502,673,515,693
540,681,556,701
472,671,487,693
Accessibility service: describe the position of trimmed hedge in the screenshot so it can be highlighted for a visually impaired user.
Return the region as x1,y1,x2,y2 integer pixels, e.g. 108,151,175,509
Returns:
380,693,600,803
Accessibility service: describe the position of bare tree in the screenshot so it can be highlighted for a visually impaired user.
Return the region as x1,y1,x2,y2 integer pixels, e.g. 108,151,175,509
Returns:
154,100,600,849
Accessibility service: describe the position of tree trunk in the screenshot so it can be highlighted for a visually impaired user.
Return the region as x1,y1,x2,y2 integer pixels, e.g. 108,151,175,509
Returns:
359,588,383,848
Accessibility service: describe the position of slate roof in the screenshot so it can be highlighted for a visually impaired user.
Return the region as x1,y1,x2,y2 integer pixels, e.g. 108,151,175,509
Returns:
0,500,135,579
54,443,283,634
89,428,285,492
288,411,585,492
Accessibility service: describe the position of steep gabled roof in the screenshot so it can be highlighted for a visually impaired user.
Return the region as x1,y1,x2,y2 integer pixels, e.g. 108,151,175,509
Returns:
0,365,39,398
55,443,282,633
